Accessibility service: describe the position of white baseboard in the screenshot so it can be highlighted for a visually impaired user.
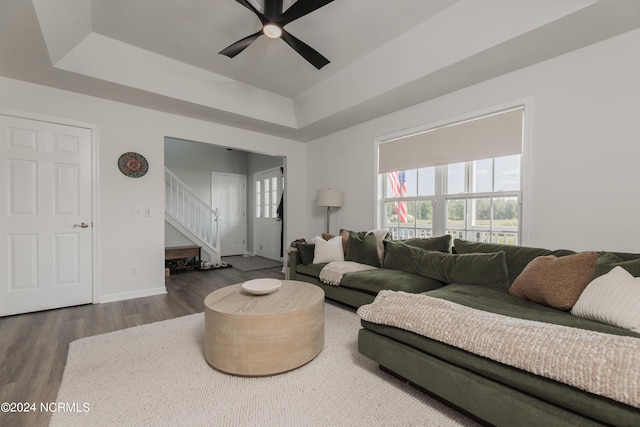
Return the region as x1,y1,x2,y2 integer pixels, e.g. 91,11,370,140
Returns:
99,287,167,304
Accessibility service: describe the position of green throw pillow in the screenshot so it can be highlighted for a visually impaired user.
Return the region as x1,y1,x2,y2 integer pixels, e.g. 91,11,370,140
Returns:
295,243,315,265
383,241,426,274
397,234,452,253
384,241,509,290
344,231,385,267
453,239,576,285
595,252,640,277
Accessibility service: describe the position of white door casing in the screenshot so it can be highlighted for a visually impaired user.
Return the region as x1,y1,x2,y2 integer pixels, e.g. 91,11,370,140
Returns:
0,114,93,316
212,172,246,256
254,167,283,261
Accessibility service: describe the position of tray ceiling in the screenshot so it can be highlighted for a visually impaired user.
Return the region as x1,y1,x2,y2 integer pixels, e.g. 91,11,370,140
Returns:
1,0,639,141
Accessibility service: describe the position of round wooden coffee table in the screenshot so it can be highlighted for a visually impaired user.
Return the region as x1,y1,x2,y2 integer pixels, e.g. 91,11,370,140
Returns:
203,280,324,376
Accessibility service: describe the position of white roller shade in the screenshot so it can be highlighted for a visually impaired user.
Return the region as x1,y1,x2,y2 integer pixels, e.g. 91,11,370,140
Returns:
379,108,523,174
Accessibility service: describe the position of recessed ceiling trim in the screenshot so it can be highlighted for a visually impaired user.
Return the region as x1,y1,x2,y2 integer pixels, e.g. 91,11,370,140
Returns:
292,0,598,128
32,0,92,64
11,0,638,142
55,33,298,128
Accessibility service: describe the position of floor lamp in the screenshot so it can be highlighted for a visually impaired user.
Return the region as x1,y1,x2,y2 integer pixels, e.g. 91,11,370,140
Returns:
317,189,343,234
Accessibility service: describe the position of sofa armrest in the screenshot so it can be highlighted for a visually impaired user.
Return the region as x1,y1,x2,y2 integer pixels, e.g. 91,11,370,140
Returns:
289,247,299,280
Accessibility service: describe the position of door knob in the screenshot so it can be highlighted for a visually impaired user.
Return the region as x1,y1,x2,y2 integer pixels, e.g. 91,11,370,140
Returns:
74,222,89,228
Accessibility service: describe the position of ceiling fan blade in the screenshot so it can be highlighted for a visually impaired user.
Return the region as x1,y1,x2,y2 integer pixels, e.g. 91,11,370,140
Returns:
219,31,263,58
280,0,334,25
234,0,267,23
280,30,329,69
264,0,284,17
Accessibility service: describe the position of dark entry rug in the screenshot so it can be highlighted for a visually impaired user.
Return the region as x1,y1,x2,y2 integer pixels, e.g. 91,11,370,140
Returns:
221,255,283,272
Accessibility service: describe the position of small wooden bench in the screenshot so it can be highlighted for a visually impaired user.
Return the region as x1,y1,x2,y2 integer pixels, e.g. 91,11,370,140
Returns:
165,245,201,273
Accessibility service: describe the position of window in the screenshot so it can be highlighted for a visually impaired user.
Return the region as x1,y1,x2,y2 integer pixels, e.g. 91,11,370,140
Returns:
444,154,520,244
256,177,278,218
379,107,524,244
383,155,521,243
255,169,284,220
384,169,435,239
255,179,262,218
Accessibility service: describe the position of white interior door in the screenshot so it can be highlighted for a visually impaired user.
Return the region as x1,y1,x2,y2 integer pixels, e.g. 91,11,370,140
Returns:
0,115,93,316
254,168,283,260
212,172,246,256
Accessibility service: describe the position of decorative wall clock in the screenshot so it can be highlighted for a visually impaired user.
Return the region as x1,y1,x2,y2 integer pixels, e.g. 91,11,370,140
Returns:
118,152,149,178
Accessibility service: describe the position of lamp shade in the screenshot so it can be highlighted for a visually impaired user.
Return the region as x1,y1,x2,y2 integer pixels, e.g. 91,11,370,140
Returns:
317,189,343,207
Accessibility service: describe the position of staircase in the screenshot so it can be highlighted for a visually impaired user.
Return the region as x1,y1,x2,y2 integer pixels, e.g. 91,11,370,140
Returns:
165,167,221,264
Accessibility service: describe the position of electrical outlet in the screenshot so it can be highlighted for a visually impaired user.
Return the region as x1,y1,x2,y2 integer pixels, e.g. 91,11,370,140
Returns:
130,266,137,276
130,208,142,216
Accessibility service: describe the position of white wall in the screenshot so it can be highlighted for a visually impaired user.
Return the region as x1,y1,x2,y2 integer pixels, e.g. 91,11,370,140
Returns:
306,28,640,253
0,77,306,302
164,224,193,248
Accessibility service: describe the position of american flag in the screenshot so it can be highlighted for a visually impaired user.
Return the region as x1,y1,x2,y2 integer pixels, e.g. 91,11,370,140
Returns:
389,171,408,223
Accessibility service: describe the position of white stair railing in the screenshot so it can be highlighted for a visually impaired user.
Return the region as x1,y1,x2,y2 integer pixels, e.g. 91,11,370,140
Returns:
165,167,220,263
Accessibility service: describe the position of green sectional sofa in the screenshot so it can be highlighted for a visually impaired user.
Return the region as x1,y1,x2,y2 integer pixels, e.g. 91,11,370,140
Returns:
289,232,453,307
289,235,640,426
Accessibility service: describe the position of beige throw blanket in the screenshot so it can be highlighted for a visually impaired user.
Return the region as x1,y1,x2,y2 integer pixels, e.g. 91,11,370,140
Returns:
357,290,640,408
319,261,377,286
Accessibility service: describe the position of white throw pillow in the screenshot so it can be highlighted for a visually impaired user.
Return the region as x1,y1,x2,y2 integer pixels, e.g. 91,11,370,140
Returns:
571,266,640,332
312,235,344,264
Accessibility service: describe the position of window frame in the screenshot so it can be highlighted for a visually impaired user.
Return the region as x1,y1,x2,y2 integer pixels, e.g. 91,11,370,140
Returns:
375,100,530,245
382,158,521,243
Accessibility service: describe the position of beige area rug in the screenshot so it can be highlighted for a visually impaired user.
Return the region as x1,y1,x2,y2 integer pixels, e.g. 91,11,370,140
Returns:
52,303,479,427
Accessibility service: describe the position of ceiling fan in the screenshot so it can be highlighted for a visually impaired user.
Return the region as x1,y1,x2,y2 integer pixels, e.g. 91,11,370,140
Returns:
219,0,334,70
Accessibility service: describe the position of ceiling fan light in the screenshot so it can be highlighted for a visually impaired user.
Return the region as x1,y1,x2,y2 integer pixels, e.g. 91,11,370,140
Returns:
263,23,282,39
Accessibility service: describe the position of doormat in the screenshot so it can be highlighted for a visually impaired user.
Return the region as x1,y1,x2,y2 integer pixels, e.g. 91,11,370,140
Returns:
221,255,283,272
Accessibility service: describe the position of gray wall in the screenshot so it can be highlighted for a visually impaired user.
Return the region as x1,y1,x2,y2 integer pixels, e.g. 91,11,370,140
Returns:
164,137,283,253
165,137,249,204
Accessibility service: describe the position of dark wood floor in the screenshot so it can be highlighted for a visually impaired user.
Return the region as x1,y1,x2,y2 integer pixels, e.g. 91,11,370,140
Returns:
0,266,284,427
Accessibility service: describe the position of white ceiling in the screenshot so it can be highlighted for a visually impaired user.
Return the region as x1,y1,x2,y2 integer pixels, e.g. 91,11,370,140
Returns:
1,0,640,141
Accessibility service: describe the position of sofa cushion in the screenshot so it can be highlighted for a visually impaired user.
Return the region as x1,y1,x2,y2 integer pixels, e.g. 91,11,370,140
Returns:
396,234,452,253
344,231,383,267
340,268,445,295
296,262,327,278
572,266,640,332
384,241,509,290
312,235,344,264
382,241,426,273
509,252,598,311
453,239,576,285
595,252,640,278
426,283,640,336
